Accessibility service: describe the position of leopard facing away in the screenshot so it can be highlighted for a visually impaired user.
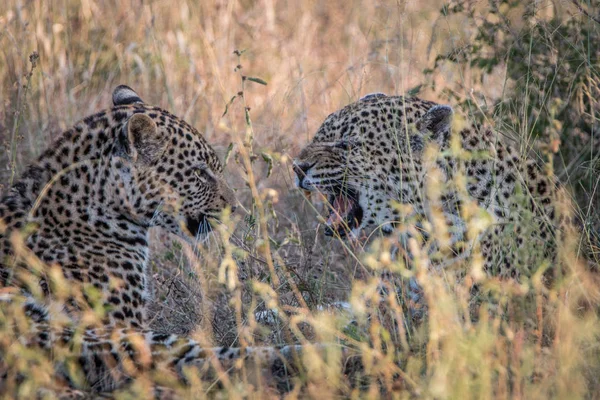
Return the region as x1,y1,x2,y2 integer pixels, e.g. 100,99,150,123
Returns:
0,86,312,395
293,93,572,317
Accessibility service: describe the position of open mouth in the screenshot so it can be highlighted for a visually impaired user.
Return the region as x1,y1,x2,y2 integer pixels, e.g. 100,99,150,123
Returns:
324,189,363,237
185,214,212,237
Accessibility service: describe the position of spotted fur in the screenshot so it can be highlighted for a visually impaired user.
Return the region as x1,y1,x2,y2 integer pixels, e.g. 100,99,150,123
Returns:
294,94,566,307
0,86,319,394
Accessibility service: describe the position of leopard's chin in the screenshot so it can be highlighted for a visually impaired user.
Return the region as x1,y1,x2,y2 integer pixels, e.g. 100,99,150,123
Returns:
185,214,213,238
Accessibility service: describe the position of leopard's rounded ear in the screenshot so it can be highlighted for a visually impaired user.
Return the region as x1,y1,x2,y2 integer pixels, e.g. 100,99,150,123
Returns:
416,104,453,146
128,113,166,163
112,85,144,106
116,113,165,163
359,92,386,101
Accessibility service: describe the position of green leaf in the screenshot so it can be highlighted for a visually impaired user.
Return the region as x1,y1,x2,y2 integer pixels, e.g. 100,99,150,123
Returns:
244,108,252,126
261,152,273,178
246,76,268,86
223,142,234,166
222,95,237,117
407,84,423,96
269,237,279,249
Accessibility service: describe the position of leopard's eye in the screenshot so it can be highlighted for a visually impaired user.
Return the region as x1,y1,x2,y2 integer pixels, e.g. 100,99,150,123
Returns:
193,165,216,181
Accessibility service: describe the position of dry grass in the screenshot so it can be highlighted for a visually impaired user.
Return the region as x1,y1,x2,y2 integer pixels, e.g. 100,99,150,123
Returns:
1,0,600,398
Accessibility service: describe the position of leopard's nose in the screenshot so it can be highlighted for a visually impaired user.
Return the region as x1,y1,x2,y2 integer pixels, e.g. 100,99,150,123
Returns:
293,162,314,189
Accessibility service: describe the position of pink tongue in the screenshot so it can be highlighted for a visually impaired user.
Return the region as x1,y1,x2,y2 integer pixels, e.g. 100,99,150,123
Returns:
326,196,353,228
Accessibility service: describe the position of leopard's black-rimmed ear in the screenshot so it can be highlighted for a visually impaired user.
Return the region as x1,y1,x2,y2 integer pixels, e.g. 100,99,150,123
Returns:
115,113,166,164
112,85,144,106
416,104,453,147
359,92,386,101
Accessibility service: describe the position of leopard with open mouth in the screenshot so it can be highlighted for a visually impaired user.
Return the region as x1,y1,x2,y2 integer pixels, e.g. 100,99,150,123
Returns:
321,190,363,237
294,92,568,317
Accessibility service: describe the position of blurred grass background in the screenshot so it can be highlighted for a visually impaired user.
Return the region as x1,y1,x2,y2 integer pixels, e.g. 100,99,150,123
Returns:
1,0,600,398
